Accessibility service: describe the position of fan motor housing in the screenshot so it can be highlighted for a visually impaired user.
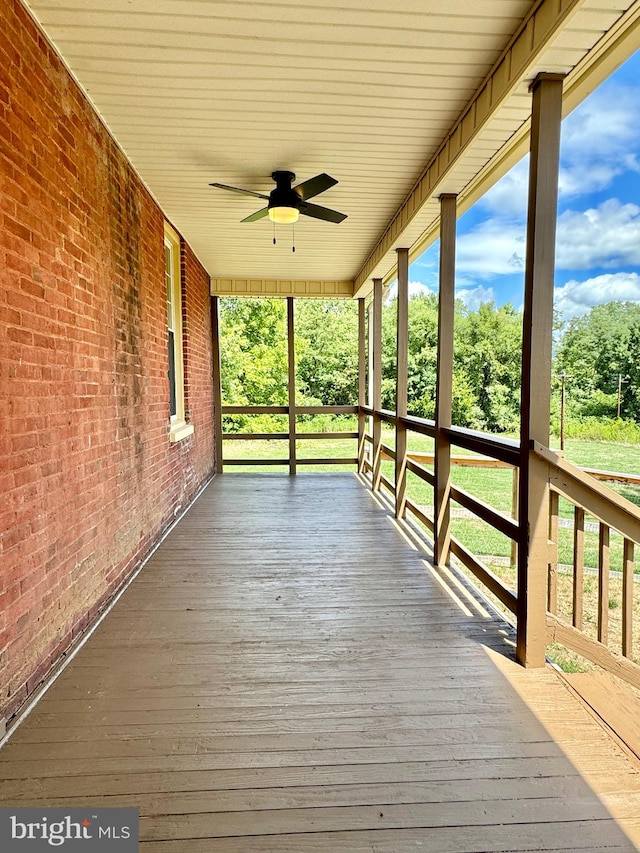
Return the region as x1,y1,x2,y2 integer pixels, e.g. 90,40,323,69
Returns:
269,171,301,211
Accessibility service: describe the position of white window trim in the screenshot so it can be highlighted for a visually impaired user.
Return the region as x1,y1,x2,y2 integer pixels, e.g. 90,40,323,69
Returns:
164,223,194,443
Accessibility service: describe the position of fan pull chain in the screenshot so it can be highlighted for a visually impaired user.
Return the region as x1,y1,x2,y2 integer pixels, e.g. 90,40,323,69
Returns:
273,220,276,245
292,223,296,253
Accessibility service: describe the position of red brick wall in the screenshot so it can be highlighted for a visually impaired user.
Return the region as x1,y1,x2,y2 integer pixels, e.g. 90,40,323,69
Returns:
0,0,215,722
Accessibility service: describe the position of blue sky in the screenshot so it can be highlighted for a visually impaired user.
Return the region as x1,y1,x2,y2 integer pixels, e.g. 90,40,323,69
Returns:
410,49,640,322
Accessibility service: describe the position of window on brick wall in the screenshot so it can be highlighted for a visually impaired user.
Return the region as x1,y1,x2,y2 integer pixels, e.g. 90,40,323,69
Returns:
164,223,194,442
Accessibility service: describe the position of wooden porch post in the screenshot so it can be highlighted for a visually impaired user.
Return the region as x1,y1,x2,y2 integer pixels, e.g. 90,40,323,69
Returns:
372,278,383,491
395,249,409,518
287,296,297,476
517,73,564,667
434,194,457,565
358,297,367,474
211,295,224,474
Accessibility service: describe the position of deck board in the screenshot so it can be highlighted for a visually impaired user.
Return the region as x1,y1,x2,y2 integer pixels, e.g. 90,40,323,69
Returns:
1,473,640,850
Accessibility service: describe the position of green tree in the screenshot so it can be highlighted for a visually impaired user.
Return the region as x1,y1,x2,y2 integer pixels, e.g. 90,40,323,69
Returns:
380,292,440,417
219,293,530,436
381,293,522,430
406,293,439,419
219,297,289,430
295,300,358,405
555,301,640,419
455,301,523,431
619,323,640,420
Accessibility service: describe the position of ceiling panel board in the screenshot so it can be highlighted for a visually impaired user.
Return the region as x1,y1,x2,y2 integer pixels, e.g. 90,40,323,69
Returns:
34,4,530,34
36,15,527,44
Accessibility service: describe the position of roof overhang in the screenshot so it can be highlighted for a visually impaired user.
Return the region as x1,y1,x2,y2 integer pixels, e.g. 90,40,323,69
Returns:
22,0,640,299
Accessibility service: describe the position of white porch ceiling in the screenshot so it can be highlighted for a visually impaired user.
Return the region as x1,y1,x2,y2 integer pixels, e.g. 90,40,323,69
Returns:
23,0,640,295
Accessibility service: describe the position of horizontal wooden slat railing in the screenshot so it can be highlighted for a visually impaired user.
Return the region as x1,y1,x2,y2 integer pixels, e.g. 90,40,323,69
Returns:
221,404,359,470
360,405,520,616
361,406,640,688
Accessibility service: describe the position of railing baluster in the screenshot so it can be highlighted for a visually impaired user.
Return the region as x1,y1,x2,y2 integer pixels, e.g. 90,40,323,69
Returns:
573,506,585,630
547,490,559,614
598,523,610,645
510,467,519,570
623,538,634,658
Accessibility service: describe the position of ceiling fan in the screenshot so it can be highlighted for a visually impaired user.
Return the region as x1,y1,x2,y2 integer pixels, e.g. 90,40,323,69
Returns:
209,171,347,224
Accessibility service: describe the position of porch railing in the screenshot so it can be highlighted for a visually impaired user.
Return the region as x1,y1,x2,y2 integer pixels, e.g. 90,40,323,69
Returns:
539,443,640,688
360,407,519,616
359,405,640,691
220,404,358,472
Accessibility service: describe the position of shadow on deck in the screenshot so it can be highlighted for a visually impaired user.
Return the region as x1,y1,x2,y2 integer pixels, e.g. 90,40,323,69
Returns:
1,473,640,851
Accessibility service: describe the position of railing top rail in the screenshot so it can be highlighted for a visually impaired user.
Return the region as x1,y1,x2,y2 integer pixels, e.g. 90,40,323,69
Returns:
360,406,520,467
534,441,640,544
222,404,358,414
361,406,520,465
445,425,520,466
379,408,397,424
296,405,358,414
399,414,435,438
222,405,288,414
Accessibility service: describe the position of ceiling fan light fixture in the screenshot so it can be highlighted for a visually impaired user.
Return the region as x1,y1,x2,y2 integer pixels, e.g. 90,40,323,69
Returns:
211,170,346,224
268,206,299,224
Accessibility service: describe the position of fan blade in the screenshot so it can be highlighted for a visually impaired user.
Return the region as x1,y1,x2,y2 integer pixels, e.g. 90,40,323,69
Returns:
210,182,269,200
294,173,338,200
241,207,269,223
300,202,347,223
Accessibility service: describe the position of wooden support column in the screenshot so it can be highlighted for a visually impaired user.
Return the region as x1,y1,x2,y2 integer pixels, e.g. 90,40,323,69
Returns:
357,297,367,474
287,297,297,476
372,278,383,491
517,73,564,667
395,249,409,518
211,295,224,473
434,194,457,566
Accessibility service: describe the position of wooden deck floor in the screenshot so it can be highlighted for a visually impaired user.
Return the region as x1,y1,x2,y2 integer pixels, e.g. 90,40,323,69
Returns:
2,473,640,851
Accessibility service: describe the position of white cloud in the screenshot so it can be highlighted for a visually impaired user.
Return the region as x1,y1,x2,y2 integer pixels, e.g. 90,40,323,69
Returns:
408,279,434,297
455,198,640,284
384,279,435,301
386,277,495,311
557,86,640,201
559,162,623,200
480,158,529,218
561,85,640,165
556,199,640,269
435,75,640,311
457,284,496,311
456,219,526,277
554,272,640,321
478,83,640,217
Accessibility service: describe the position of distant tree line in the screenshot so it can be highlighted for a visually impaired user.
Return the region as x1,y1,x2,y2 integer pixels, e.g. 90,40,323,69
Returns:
219,296,640,433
